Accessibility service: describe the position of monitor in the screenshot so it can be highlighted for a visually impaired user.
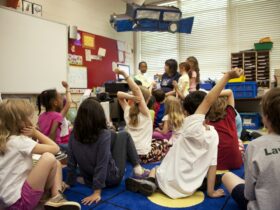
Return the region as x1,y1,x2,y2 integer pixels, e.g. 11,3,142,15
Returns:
117,64,130,80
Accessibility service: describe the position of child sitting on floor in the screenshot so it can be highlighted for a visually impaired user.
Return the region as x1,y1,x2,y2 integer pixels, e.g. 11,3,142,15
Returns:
206,89,243,170
222,88,280,210
66,97,148,205
0,99,80,210
153,96,185,145
37,81,72,150
116,68,170,164
125,68,243,199
152,89,166,128
173,62,190,100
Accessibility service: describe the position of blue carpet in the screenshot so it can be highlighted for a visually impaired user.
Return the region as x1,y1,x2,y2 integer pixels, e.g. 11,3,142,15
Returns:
62,161,245,210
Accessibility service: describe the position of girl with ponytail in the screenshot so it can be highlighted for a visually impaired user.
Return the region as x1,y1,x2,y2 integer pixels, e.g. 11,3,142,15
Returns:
116,69,169,163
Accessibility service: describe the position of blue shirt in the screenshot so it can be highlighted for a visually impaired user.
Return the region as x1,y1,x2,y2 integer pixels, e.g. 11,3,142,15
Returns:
160,72,181,93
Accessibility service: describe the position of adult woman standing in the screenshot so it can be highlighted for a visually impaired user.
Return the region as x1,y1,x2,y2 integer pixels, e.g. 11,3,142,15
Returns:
160,59,180,96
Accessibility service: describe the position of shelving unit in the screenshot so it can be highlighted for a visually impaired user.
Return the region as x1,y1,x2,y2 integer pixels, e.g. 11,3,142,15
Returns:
231,51,270,88
256,51,270,88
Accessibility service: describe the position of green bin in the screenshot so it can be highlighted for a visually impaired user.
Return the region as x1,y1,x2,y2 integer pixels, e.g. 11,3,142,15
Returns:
254,42,273,51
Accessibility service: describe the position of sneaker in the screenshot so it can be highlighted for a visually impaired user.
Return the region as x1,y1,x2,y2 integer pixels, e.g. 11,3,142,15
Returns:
125,178,157,196
132,168,150,179
44,193,81,210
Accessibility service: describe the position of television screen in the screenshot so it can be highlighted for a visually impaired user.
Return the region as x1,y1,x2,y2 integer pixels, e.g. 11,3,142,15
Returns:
117,64,130,80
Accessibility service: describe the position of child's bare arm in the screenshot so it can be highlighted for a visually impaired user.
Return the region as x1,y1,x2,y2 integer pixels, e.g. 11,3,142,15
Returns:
48,122,60,142
155,120,169,134
21,126,59,154
114,69,150,116
220,89,235,107
117,91,140,110
195,68,243,115
61,81,72,117
207,165,225,198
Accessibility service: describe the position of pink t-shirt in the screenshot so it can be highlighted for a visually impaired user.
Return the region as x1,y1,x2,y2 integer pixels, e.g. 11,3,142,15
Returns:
38,111,65,144
189,71,197,92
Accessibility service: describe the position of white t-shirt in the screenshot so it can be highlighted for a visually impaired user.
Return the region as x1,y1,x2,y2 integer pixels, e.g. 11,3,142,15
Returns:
0,135,37,207
156,114,218,199
124,106,152,155
134,73,152,88
177,74,189,98
60,117,70,137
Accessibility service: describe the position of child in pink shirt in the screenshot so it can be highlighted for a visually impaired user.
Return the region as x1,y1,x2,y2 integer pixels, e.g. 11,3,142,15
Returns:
37,81,72,148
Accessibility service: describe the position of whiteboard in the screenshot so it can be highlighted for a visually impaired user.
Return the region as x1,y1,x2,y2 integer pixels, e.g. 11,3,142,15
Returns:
0,7,68,93
68,66,88,88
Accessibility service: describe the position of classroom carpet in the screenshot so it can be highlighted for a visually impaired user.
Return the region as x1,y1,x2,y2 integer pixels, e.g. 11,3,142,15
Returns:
63,161,244,210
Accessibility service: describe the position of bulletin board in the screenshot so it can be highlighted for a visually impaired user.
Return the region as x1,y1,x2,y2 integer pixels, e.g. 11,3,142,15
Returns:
68,30,119,88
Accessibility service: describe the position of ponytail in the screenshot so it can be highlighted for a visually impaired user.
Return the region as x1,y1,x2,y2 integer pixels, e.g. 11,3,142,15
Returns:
37,89,57,115
129,104,140,127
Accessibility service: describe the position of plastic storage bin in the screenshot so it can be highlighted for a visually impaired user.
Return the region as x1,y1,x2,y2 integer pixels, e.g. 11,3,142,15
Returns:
254,42,273,51
225,82,257,99
200,83,213,90
240,112,261,130
228,75,246,83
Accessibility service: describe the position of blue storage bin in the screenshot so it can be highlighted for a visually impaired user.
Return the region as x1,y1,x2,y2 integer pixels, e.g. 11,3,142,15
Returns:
200,83,213,90
225,82,257,99
240,112,261,130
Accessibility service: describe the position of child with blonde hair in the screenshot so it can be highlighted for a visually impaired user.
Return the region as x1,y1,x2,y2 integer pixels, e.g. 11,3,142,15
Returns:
116,68,169,164
153,96,185,144
173,62,190,100
0,99,80,210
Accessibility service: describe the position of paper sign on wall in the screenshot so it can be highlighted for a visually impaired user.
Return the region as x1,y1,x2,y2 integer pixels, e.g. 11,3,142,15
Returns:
98,48,106,57
82,33,95,49
68,66,87,88
118,51,124,62
85,49,92,62
117,40,126,52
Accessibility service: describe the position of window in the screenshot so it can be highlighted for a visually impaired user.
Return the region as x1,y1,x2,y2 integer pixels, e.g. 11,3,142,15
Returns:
229,0,280,79
137,2,179,79
137,0,280,81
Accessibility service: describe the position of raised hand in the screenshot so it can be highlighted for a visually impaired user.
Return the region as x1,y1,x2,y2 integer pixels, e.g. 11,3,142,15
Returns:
228,68,244,80
61,81,69,89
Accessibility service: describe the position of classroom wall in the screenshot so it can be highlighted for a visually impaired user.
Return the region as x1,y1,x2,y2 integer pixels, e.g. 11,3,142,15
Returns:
0,0,135,69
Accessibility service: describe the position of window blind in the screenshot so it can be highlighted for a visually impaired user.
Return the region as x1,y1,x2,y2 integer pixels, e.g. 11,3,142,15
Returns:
138,2,179,79
179,0,229,80
229,0,280,80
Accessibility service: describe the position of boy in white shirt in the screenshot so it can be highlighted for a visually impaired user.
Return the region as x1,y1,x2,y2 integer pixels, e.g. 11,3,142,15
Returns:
125,68,243,199
134,61,154,89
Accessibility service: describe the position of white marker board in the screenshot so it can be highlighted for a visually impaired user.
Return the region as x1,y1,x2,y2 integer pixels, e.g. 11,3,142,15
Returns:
0,7,68,93
68,66,88,88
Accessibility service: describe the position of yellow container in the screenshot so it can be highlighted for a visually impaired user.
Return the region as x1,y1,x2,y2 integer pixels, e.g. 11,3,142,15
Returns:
229,74,246,83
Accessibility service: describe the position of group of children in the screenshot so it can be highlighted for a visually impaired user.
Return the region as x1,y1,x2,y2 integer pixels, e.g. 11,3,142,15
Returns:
1,57,280,210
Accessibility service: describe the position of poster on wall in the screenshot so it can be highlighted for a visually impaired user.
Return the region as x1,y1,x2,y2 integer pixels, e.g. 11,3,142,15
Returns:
82,33,95,49
68,54,83,66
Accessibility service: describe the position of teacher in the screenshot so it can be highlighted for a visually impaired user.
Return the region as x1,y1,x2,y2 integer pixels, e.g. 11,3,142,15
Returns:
160,59,180,96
